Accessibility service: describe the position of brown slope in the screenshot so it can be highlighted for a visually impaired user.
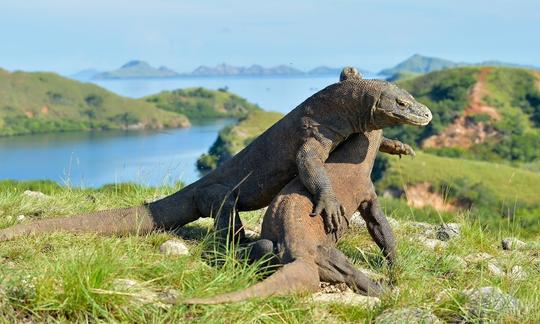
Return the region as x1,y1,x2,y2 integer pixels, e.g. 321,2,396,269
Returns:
422,67,500,149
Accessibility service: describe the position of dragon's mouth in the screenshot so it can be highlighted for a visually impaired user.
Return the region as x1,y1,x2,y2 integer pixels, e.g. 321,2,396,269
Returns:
391,104,432,126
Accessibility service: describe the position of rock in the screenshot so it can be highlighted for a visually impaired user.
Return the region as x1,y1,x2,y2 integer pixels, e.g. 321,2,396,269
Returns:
319,282,351,294
144,195,166,204
22,190,49,200
16,215,26,222
461,286,520,320
501,237,527,251
350,211,366,228
487,262,505,277
436,223,461,241
509,265,526,280
464,252,494,264
311,291,380,307
387,217,400,228
111,278,179,307
375,308,442,323
244,229,260,240
418,237,448,250
159,239,189,256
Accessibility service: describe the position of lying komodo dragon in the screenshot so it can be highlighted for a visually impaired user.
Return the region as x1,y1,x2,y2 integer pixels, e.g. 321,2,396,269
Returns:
184,127,424,304
0,73,431,244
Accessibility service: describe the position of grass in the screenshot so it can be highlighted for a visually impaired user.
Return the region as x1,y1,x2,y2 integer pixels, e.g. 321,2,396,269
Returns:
0,69,189,137
0,181,538,322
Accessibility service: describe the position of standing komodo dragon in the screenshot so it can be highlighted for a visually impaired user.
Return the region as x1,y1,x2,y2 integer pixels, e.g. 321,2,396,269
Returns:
0,73,431,244
184,127,425,304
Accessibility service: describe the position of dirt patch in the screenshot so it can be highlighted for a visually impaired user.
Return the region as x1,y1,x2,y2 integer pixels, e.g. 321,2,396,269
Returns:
404,182,456,212
24,111,34,118
41,106,49,114
422,68,500,149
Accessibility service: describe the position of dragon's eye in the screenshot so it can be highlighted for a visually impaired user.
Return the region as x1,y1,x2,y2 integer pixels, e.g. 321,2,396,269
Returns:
396,98,411,107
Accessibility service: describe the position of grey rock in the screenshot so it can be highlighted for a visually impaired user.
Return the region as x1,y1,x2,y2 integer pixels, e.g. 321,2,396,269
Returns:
464,252,494,264
461,286,520,320
311,291,380,307
418,236,448,250
508,265,526,280
501,237,527,251
487,262,505,277
159,239,189,256
16,215,26,222
375,307,442,324
22,190,49,200
244,229,260,240
144,195,166,204
436,223,461,241
112,278,179,307
350,211,366,228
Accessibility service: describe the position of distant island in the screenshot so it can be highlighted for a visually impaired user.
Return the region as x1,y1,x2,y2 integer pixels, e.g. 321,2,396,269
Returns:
71,61,372,80
92,60,179,79
380,54,540,77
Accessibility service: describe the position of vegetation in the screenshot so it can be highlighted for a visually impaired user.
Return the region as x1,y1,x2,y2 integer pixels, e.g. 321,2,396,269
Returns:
0,180,537,321
145,87,261,120
197,110,283,172
385,67,540,164
379,54,459,75
0,69,189,136
384,67,479,145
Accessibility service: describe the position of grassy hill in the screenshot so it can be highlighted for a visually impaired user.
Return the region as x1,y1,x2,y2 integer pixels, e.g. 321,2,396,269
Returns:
197,110,283,172
384,67,540,164
144,87,261,120
0,69,190,136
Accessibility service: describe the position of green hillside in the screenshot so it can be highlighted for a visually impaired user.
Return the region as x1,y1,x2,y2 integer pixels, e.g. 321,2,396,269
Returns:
0,69,190,136
197,110,283,172
144,87,261,119
384,67,540,163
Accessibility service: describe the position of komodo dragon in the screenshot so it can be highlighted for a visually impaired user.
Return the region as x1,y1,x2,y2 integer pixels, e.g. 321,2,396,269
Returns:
0,74,431,243
184,129,421,304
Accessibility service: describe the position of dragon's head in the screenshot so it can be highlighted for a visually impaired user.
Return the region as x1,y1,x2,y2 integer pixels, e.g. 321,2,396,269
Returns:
368,80,432,129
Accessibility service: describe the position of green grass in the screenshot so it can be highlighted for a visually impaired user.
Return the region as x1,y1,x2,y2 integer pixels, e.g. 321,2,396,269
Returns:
144,87,261,119
0,181,538,322
0,69,189,136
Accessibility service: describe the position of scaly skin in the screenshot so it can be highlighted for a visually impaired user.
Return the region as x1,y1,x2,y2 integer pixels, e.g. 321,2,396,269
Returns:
0,71,431,243
184,130,420,304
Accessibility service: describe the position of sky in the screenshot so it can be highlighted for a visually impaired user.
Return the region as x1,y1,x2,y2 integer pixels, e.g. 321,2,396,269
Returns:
1,0,539,75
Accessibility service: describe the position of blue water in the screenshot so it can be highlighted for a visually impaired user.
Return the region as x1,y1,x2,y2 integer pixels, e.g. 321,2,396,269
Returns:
1,75,374,187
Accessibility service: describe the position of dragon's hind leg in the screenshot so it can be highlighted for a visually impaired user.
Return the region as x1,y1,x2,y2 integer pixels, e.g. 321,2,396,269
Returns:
315,245,382,296
194,184,245,243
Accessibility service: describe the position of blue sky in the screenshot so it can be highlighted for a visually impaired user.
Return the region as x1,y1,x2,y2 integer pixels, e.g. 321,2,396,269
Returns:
1,0,538,74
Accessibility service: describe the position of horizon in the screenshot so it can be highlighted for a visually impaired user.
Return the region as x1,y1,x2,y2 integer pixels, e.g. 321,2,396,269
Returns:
1,0,539,75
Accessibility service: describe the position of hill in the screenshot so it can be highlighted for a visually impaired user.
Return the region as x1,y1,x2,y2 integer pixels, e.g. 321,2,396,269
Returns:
380,54,540,76
196,110,283,172
144,87,261,119
94,60,179,79
0,69,190,136
384,67,540,164
380,54,459,75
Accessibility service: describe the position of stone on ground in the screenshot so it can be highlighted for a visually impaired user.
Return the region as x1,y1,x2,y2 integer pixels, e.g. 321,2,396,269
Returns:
436,223,461,241
22,190,49,200
159,239,189,256
311,291,380,307
375,307,442,323
461,286,520,320
501,237,527,251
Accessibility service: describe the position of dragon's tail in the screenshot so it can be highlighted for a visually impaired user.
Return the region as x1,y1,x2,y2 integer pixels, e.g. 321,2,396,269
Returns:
0,205,156,242
184,258,320,305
